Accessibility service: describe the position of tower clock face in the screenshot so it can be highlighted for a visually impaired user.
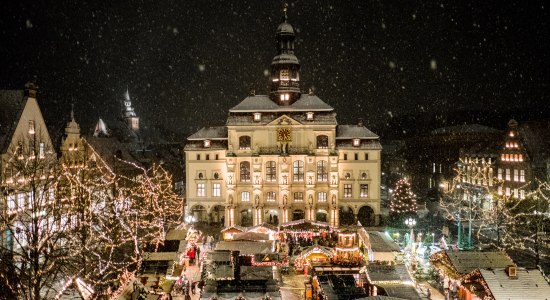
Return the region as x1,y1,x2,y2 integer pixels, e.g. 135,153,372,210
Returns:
277,128,292,142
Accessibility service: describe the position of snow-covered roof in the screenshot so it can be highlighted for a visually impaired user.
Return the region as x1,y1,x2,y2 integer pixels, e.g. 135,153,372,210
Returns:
336,125,379,139
187,126,227,140
229,94,333,112
444,251,513,274
431,124,501,135
0,90,25,153
480,268,550,300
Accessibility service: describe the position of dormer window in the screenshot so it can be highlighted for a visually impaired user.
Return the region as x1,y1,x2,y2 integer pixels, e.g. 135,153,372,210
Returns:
253,113,261,122
280,94,290,101
353,138,361,147
204,140,211,148
306,112,314,120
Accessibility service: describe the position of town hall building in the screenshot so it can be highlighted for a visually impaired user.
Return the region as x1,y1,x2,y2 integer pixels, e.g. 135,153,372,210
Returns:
184,9,381,228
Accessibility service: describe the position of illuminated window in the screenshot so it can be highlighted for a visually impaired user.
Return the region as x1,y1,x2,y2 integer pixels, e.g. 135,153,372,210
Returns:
318,192,327,202
519,154,523,161
344,184,352,198
241,191,250,202
505,169,510,181
520,189,525,199
497,168,502,180
239,136,251,150
39,143,44,158
360,184,369,198
28,120,35,134
265,161,277,182
197,183,205,197
509,131,514,137
204,140,211,148
213,183,221,197
513,188,518,198
498,186,503,195
293,160,304,182
317,160,328,181
505,187,511,196
294,192,303,202
353,139,360,147
520,170,525,182
253,113,261,121
7,195,16,210
279,93,290,101
240,161,251,182
513,169,518,182
266,191,276,202
306,112,314,120
316,135,328,149
17,193,25,209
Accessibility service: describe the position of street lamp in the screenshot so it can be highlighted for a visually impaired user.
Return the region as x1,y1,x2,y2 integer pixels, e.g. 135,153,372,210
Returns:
405,217,417,269
405,217,417,246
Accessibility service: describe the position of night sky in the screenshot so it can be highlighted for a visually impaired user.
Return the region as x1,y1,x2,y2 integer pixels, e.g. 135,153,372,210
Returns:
1,1,548,140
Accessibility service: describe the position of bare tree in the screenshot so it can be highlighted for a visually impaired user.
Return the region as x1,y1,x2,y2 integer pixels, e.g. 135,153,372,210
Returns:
0,131,70,300
57,140,183,298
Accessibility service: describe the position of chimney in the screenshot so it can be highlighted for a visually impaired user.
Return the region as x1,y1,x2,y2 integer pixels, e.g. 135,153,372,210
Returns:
24,82,38,98
358,118,364,127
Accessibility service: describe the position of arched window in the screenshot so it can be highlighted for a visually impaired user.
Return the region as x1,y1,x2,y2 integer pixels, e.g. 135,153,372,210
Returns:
266,161,277,182
240,161,251,182
239,135,251,150
316,135,328,149
293,160,304,182
317,160,328,181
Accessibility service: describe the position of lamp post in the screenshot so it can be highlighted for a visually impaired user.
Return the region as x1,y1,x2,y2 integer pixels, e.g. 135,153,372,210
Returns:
405,217,417,246
405,217,417,269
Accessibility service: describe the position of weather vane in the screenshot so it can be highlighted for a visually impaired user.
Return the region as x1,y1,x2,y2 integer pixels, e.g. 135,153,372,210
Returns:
283,2,288,20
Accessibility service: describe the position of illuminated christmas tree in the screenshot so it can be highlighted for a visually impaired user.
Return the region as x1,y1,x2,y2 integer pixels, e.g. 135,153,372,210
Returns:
389,179,418,220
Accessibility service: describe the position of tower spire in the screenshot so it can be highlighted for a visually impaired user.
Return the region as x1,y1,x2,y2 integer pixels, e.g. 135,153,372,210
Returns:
270,3,301,105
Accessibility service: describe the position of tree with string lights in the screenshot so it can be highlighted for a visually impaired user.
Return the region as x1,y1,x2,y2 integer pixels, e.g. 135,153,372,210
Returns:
0,134,70,300
58,139,184,297
389,178,418,225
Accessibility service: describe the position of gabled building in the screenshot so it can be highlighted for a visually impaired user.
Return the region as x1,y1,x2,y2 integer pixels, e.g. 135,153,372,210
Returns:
184,9,381,228
1,83,56,248
458,118,550,202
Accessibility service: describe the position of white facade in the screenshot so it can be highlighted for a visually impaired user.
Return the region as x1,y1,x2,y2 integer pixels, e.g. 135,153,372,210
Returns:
184,13,381,228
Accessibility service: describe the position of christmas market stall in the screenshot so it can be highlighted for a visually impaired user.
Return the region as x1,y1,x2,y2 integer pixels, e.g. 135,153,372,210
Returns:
333,229,362,267
429,251,514,299
278,219,336,252
220,225,247,241
246,223,278,240
294,246,333,274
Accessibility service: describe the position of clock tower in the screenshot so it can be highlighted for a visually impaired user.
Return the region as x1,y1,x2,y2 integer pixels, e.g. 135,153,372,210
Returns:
270,4,301,105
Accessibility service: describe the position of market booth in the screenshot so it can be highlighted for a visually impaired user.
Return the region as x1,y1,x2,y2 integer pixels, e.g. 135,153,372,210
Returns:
220,225,246,240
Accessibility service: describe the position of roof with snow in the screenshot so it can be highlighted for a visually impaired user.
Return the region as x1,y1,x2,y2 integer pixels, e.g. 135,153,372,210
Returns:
229,94,333,112
187,126,227,140
430,124,501,136
337,125,379,139
0,90,25,153
480,268,550,300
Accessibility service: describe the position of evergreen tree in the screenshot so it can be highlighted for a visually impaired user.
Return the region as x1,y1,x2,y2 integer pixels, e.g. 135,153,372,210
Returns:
389,179,418,222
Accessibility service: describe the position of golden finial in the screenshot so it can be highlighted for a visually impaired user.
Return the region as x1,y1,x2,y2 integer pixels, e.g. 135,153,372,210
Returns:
283,2,288,20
